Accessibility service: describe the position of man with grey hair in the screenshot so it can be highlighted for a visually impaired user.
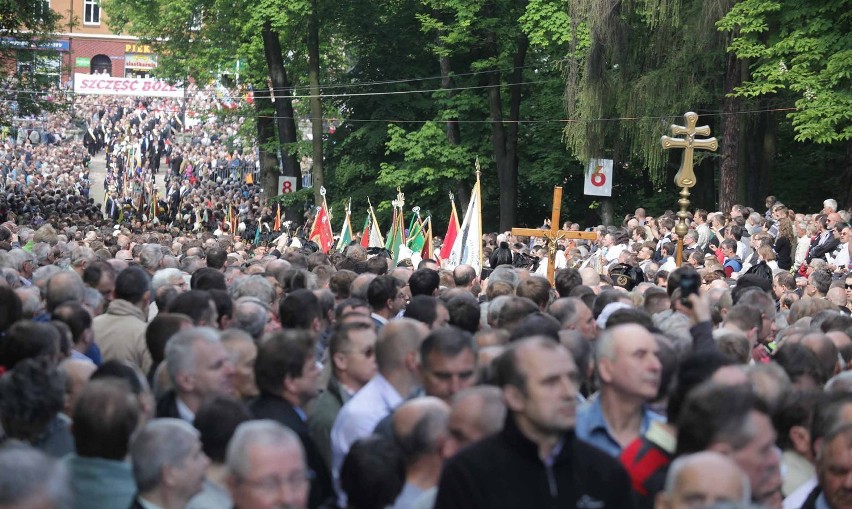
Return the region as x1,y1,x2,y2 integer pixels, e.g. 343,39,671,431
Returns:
156,327,234,422
547,297,597,340
0,444,72,509
442,386,506,458
226,420,310,509
654,451,751,509
46,270,86,314
390,397,451,509
129,418,209,509
575,323,664,457
230,275,276,308
139,244,165,277
233,297,269,340
70,246,96,277
4,248,36,285
149,268,189,320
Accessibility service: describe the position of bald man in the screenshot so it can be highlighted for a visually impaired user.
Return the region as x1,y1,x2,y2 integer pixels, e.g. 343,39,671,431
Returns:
655,452,750,509
390,397,450,509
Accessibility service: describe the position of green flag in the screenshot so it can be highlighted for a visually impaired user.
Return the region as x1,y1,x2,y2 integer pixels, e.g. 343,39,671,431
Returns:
406,214,425,253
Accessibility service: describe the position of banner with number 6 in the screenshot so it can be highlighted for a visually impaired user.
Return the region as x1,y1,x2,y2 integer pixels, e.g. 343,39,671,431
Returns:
583,159,613,197
278,176,297,196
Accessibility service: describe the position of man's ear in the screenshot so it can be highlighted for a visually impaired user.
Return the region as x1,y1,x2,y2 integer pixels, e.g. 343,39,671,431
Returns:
283,374,299,396
404,350,420,373
597,358,614,385
332,352,348,373
503,384,526,414
707,441,733,457
655,491,671,509
176,372,194,393
790,425,812,458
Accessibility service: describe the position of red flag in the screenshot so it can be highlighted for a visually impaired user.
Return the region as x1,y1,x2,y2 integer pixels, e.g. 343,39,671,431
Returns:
360,214,371,248
309,206,334,253
273,203,281,231
439,198,460,262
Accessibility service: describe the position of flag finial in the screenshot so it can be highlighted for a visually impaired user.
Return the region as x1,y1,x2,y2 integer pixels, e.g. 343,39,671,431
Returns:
320,186,327,196
475,157,481,179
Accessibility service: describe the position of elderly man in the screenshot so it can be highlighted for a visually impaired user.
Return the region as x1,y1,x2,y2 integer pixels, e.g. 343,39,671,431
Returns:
434,337,633,509
156,327,235,422
226,420,311,509
129,418,210,509
0,445,71,509
389,397,451,509
575,323,663,457
801,422,852,509
654,452,750,509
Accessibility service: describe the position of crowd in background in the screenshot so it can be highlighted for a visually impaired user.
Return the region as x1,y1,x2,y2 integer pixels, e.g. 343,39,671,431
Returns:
2,91,852,509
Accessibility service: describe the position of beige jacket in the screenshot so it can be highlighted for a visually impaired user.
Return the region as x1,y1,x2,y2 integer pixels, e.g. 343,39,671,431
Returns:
93,298,152,373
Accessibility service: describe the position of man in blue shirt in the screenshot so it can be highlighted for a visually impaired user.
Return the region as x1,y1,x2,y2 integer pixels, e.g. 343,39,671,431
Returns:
576,323,664,457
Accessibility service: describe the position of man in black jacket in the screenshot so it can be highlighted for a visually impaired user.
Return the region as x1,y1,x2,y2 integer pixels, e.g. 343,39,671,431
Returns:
433,336,635,509
249,329,333,509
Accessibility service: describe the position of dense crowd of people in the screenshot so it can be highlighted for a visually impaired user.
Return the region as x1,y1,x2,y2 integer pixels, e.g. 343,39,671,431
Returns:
2,92,852,509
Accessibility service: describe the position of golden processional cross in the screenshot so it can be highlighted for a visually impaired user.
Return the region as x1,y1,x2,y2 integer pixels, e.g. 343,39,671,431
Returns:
661,111,718,266
511,187,597,285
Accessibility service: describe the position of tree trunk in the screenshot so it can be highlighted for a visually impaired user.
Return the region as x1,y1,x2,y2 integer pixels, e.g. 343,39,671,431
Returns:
437,49,468,207
841,139,852,209
307,0,324,205
261,23,301,186
486,23,528,232
719,51,741,213
254,95,280,208
760,110,776,203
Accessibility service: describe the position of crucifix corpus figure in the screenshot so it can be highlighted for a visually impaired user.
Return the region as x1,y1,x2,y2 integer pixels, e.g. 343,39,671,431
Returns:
511,187,598,285
660,111,718,266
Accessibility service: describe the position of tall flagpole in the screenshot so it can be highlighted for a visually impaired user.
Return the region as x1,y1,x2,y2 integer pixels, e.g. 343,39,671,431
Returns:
475,157,483,272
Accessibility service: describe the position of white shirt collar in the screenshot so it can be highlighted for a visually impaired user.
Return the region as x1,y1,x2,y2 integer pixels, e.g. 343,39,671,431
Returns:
176,396,195,423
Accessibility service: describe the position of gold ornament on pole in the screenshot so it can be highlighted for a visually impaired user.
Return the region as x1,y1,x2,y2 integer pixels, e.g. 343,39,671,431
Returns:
661,112,718,267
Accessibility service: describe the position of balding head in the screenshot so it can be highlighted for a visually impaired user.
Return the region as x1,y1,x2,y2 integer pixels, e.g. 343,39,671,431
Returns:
656,451,750,509
375,319,429,376
443,386,506,457
392,396,450,466
802,332,840,379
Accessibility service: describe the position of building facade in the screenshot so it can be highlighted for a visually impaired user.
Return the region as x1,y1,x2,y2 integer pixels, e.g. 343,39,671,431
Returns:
8,0,158,85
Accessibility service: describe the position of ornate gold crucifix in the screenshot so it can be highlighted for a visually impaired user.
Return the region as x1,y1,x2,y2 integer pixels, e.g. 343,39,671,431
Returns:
511,187,597,284
661,111,718,188
661,111,718,266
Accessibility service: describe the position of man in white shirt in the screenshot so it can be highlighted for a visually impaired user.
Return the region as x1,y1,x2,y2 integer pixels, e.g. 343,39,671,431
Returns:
330,319,429,490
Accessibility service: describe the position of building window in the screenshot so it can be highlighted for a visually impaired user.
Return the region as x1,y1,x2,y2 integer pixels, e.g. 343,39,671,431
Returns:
84,0,100,24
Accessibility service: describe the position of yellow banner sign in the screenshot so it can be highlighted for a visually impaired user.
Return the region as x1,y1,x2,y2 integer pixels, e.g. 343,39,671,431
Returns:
125,43,154,54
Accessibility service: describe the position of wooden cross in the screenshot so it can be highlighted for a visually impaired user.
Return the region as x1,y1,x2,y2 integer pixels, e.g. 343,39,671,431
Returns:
660,111,718,188
511,187,598,285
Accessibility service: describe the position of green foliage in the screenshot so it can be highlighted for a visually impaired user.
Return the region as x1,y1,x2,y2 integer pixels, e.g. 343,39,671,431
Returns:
380,122,475,195
719,0,852,143
565,0,730,185
0,0,64,123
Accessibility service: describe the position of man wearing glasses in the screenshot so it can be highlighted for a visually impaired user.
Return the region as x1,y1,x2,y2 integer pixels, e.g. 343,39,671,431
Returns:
308,322,378,470
227,421,312,509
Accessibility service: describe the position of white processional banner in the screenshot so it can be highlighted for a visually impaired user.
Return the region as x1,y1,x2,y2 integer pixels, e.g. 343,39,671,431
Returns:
583,159,614,197
73,73,184,98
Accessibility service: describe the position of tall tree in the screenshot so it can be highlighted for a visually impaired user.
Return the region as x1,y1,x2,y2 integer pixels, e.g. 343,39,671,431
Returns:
564,0,747,210
0,0,62,122
718,0,852,206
